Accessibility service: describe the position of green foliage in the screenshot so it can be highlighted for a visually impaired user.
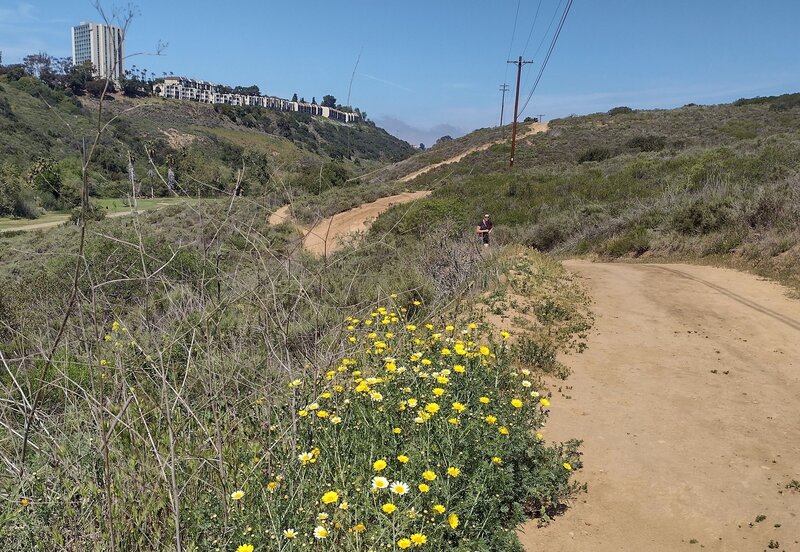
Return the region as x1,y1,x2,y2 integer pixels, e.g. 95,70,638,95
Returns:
601,226,650,257
671,198,732,235
626,134,667,152
719,120,757,140
607,106,634,116
370,198,471,241
577,147,612,163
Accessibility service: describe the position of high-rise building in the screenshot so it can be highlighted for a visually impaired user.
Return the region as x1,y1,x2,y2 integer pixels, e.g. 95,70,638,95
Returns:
71,22,124,82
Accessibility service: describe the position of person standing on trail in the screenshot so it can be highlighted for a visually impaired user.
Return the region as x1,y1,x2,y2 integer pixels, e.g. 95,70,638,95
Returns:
476,213,493,246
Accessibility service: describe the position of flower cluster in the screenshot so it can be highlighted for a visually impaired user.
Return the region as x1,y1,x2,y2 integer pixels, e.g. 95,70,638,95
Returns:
223,301,578,549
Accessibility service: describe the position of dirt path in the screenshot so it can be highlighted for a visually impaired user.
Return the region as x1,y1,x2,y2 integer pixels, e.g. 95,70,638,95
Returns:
398,122,548,182
0,210,134,234
519,261,800,552
269,191,431,255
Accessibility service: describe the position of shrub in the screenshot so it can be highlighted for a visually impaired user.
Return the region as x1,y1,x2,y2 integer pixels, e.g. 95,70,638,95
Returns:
217,313,582,551
626,135,667,152
577,147,612,164
602,226,650,257
607,106,634,116
524,220,566,251
671,198,732,235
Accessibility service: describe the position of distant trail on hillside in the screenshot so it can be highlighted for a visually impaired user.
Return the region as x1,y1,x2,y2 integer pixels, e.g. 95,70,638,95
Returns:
0,210,134,234
270,191,431,255
398,122,548,182
518,261,800,552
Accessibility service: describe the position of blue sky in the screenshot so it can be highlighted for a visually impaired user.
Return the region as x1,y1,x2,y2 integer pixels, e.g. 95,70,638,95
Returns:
1,0,799,145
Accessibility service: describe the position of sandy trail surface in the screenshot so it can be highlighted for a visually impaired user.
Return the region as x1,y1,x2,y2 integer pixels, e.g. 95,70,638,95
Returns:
0,210,133,233
398,122,548,182
519,261,800,552
270,191,431,255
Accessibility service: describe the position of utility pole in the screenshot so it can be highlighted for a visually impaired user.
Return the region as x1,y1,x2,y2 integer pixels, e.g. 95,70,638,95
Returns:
538,114,545,123
499,83,510,128
507,56,533,166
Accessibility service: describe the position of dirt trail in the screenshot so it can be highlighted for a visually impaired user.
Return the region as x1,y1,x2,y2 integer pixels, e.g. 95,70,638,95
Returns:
519,261,800,552
398,122,548,182
269,191,431,255
0,210,134,234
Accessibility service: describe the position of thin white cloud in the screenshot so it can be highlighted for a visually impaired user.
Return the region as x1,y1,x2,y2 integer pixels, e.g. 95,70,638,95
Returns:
360,73,415,93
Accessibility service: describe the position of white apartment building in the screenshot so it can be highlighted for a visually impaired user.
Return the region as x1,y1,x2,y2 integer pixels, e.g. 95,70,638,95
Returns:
155,77,359,123
71,22,124,82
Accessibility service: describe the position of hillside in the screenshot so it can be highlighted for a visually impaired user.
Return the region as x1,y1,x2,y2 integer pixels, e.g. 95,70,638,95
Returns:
365,94,800,289
0,71,415,219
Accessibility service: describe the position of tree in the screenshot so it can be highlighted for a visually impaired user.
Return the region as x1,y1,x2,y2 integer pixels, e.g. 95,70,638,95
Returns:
435,135,453,145
86,79,116,97
66,61,94,94
312,96,317,105
321,94,336,108
419,143,426,150
22,52,52,78
291,93,298,102
233,85,260,96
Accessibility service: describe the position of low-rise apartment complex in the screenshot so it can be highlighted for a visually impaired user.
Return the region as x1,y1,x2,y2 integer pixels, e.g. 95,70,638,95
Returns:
155,77,359,123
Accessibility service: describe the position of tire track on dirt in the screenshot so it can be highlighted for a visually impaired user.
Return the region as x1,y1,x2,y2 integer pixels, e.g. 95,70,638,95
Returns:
518,260,800,552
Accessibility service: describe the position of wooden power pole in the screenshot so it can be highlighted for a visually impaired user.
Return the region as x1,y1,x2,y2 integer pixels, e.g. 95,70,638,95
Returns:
507,56,533,166
499,83,510,128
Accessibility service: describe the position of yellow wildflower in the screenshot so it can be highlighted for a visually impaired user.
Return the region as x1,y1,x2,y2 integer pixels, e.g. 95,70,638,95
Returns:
433,504,446,514
231,490,244,500
397,454,410,463
511,398,523,408
563,462,572,470
418,483,430,493
447,466,461,477
398,537,412,549
236,545,253,552
373,459,387,471
382,503,397,514
321,491,339,504
448,512,460,529
410,533,427,546
422,470,437,481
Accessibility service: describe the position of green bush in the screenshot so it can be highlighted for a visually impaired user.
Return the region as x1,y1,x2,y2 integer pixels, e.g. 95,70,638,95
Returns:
671,198,732,235
626,135,667,152
602,226,650,257
577,147,612,164
607,106,634,116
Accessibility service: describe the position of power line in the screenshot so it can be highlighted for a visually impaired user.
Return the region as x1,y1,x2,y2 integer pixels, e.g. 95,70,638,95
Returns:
521,0,544,56
519,0,563,109
503,0,523,86
506,0,523,61
520,0,573,116
532,0,566,61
